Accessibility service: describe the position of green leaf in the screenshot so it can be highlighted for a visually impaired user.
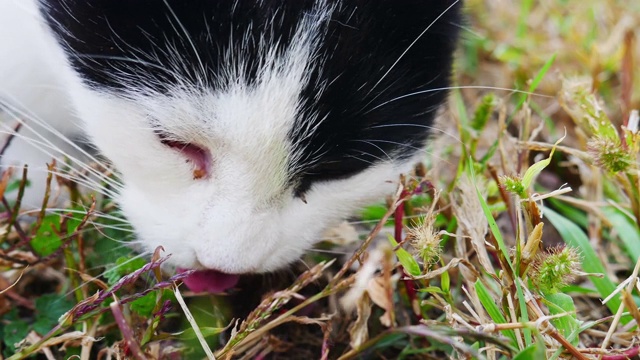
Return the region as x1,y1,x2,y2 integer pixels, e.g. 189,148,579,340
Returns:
494,43,524,63
409,194,431,209
130,292,158,317
92,232,135,266
514,53,557,112
5,179,31,193
453,89,470,128
546,197,588,228
31,214,62,256
32,317,56,336
479,139,500,168
441,266,450,293
528,53,557,93
513,341,546,360
516,0,534,40
370,333,408,352
66,206,87,235
544,207,626,322
475,280,517,345
602,206,640,261
418,286,446,295
521,133,565,190
361,203,392,224
543,293,580,346
2,320,30,352
560,285,599,295
103,267,122,285
34,294,74,335
387,234,421,277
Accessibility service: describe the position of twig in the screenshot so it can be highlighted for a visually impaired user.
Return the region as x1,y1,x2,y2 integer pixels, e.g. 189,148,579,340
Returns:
110,298,147,360
2,166,29,246
0,122,22,156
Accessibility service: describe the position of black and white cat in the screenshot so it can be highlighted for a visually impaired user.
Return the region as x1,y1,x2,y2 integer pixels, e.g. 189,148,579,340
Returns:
0,0,461,288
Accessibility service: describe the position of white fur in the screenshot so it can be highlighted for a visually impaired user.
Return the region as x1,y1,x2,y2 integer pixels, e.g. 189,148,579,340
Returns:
0,0,115,207
0,0,417,273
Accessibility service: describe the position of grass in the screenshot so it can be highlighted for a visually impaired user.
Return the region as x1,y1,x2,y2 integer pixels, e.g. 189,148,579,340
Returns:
1,0,640,359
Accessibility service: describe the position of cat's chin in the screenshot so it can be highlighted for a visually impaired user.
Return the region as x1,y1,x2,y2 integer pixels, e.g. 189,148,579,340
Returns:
178,268,241,294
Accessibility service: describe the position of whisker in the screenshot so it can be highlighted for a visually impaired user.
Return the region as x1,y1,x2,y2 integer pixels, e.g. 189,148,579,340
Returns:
0,96,120,181
307,248,351,255
0,126,122,192
0,121,122,192
0,163,119,200
349,139,394,162
367,0,461,95
87,229,138,246
368,85,553,114
344,153,381,166
367,123,462,144
347,213,427,226
20,208,132,227
354,138,457,167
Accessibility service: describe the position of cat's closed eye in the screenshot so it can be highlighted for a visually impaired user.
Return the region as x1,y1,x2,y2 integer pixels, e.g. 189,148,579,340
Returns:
156,130,211,180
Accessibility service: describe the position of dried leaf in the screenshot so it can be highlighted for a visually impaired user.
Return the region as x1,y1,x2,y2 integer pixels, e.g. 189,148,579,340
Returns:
368,276,396,327
347,293,371,349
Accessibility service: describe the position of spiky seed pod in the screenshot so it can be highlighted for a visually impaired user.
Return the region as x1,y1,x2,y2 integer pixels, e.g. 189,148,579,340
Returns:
587,136,632,173
500,175,526,198
407,215,442,268
530,246,581,293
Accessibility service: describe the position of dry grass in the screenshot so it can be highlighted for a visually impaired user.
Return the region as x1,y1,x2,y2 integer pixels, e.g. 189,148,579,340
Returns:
1,0,640,359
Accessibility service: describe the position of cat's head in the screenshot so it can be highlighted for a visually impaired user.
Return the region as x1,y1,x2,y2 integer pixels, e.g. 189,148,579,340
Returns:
40,0,461,275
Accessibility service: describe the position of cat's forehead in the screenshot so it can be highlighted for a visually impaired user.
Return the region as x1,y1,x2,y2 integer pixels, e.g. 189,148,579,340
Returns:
41,0,325,92
41,0,462,194
41,1,461,92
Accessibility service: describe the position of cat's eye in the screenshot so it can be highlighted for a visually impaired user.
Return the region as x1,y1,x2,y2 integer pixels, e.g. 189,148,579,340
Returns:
156,131,211,180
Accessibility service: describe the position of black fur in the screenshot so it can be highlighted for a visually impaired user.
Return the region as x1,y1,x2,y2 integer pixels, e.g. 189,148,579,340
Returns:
40,0,462,196
292,1,461,195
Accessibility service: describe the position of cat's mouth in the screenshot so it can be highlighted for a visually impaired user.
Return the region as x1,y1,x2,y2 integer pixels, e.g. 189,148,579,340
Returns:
178,268,240,293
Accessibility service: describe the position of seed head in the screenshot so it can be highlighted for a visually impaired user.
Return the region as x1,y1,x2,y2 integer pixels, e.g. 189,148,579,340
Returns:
587,136,632,173
407,214,442,268
500,175,526,198
531,246,581,293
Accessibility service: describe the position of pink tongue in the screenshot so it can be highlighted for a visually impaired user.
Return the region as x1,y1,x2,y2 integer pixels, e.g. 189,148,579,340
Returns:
178,268,240,293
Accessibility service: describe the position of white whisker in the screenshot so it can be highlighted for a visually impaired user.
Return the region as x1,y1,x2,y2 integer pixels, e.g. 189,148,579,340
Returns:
350,139,394,162
355,138,457,167
307,248,351,255
0,95,120,179
368,123,462,144
368,85,553,114
0,114,123,194
0,125,122,191
367,0,461,95
19,207,132,227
